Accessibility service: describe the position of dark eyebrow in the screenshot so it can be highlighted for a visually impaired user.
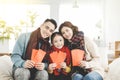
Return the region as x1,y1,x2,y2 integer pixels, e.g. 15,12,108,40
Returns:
50,29,54,32
46,25,54,32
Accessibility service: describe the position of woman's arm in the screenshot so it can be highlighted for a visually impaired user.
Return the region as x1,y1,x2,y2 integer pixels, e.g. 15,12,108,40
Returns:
83,36,101,68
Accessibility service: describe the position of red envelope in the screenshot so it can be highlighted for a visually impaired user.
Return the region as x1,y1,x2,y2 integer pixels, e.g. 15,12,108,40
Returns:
31,49,46,64
50,51,66,69
49,51,58,62
56,51,66,68
71,49,84,66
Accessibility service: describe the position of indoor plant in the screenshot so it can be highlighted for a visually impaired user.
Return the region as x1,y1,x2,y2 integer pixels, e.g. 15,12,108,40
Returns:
0,20,21,53
0,20,21,41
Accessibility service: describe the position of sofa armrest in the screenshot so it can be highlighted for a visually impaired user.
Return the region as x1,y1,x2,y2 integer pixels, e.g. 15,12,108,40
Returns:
0,55,13,80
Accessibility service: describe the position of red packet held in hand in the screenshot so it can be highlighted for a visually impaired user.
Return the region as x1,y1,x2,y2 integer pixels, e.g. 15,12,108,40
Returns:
50,52,58,63
31,49,46,63
71,49,84,66
50,51,66,69
56,51,66,68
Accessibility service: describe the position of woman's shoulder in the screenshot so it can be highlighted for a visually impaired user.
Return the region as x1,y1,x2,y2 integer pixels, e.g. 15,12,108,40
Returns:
84,36,93,43
77,31,84,35
84,36,98,48
78,31,84,33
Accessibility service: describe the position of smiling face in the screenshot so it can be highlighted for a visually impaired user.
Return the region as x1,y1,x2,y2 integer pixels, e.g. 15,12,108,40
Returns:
40,21,55,38
52,35,64,49
61,26,73,40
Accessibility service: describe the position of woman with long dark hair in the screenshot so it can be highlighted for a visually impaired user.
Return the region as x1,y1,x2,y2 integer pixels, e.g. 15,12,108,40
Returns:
59,21,104,80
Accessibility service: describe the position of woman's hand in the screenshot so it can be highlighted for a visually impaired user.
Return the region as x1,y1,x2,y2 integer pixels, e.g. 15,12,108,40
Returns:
60,62,66,69
35,62,45,70
80,61,87,68
24,60,35,68
48,63,57,71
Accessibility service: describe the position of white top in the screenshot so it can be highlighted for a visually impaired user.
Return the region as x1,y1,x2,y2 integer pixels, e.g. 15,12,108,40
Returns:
84,36,105,78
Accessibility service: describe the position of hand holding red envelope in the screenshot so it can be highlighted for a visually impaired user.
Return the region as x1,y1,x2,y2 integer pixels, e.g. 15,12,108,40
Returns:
71,49,84,66
50,51,66,69
31,49,46,64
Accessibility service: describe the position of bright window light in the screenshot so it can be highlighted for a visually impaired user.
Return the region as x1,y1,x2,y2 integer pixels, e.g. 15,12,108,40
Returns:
0,4,50,27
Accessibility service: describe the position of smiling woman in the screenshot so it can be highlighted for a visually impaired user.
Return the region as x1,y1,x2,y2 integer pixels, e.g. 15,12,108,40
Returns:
59,3,103,41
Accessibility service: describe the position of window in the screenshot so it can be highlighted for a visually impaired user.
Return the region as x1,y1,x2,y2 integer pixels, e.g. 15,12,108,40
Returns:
0,4,50,32
0,4,50,53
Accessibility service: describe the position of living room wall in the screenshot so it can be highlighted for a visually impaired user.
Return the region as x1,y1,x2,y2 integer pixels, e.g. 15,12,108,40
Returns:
0,0,120,52
104,0,120,43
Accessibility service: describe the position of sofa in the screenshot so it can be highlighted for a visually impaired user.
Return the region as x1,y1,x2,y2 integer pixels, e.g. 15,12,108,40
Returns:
0,49,119,80
105,58,120,80
0,55,13,80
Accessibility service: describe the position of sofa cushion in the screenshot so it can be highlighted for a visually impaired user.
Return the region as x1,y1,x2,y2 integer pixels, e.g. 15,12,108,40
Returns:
0,55,13,80
105,58,120,80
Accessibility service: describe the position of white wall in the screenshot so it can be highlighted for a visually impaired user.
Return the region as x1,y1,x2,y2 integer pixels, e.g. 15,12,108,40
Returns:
1,0,120,46
104,0,120,43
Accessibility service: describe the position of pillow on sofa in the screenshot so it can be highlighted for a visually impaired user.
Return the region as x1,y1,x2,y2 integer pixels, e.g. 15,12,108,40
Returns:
105,58,120,80
0,55,13,80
